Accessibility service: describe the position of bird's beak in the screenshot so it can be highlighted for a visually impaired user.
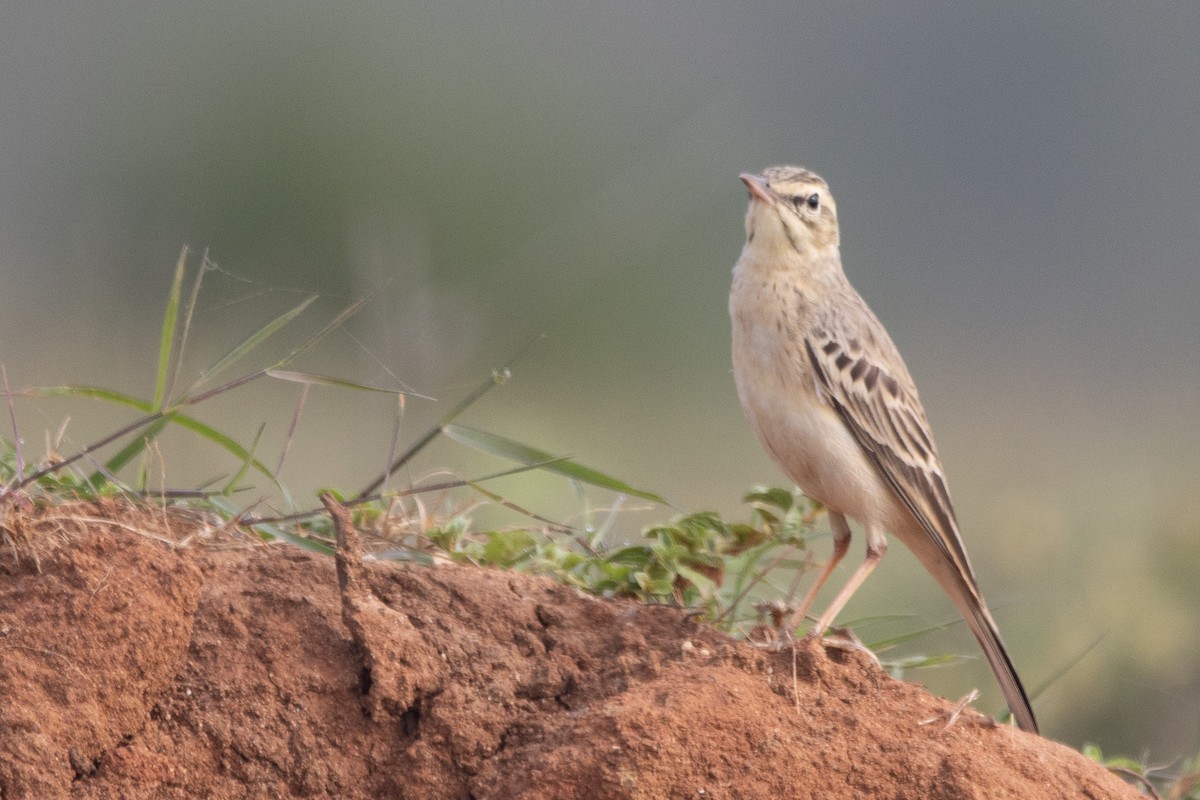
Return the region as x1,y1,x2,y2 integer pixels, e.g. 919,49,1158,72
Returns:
739,173,776,205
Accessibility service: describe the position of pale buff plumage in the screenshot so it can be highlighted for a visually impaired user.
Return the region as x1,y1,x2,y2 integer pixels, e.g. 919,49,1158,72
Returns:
729,165,1038,734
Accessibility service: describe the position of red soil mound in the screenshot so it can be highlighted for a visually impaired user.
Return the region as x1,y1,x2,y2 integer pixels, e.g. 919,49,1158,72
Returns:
0,500,1139,799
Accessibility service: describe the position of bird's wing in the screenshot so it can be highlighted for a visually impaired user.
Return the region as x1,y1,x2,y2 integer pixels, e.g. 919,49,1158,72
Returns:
803,306,980,591
803,298,1038,733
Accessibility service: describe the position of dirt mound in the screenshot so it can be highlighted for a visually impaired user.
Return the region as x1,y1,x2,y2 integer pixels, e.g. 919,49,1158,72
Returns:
0,500,1138,799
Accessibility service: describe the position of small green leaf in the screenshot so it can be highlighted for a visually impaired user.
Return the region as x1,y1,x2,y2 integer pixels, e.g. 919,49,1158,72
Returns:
482,530,539,567
604,545,654,567
744,485,795,510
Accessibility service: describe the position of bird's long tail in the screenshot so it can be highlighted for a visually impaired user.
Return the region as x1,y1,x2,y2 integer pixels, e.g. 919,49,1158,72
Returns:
953,590,1039,733
913,537,1039,733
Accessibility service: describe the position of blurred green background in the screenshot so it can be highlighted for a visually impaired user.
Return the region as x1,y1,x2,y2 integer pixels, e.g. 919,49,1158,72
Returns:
2,2,1197,758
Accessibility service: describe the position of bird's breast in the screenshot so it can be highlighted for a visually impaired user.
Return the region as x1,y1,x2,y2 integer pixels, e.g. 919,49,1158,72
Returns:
729,264,897,525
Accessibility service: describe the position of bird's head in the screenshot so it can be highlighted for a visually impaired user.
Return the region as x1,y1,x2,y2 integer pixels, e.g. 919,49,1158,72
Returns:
739,166,840,255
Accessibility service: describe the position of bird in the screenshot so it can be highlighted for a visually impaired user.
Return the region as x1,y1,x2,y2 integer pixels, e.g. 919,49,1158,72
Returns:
729,165,1038,734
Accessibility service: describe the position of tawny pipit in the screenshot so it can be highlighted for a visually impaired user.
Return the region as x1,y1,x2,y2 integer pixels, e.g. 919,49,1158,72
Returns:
729,165,1038,733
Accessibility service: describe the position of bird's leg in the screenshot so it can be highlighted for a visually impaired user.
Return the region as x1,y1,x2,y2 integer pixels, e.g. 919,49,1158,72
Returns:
783,510,852,633
809,524,888,637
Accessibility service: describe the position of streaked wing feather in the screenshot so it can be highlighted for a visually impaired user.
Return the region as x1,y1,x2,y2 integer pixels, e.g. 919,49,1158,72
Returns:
806,321,1038,732
803,318,980,589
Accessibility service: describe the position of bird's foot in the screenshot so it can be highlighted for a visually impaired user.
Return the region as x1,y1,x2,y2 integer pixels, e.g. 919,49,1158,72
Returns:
809,625,882,668
747,624,797,651
748,599,801,650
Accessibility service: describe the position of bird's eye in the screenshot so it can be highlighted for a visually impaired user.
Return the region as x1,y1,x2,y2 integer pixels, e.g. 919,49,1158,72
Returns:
805,193,820,210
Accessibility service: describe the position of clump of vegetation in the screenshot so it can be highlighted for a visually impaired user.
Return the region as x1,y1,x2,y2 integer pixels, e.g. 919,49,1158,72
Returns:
1084,744,1200,800
372,485,822,634
0,247,819,635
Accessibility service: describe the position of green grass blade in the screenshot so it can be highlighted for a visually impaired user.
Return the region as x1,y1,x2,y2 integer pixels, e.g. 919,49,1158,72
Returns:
271,294,369,368
179,295,372,409
185,294,318,397
353,361,516,500
24,384,155,410
458,458,573,486
222,423,265,495
207,496,335,555
347,458,570,505
89,415,173,490
353,335,546,500
370,458,576,503
864,615,959,651
21,385,278,487
251,521,336,555
1026,631,1106,705
153,246,188,409
884,653,968,671
443,423,665,504
159,413,279,487
165,247,211,403
463,478,573,532
266,369,431,398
